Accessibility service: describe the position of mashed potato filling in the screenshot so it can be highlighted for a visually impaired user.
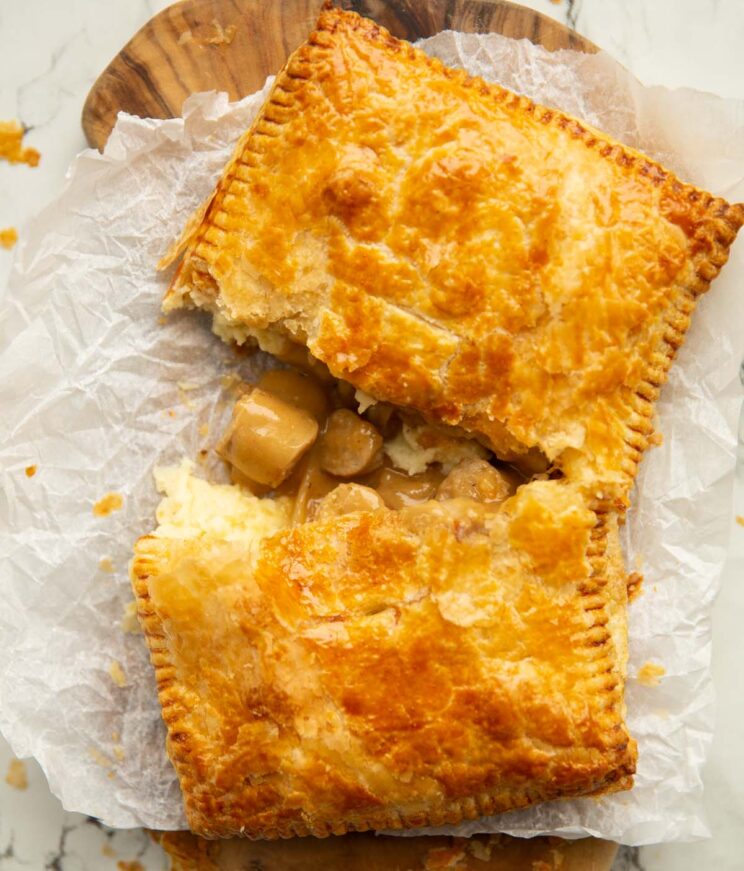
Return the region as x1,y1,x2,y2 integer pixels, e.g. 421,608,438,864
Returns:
154,459,291,542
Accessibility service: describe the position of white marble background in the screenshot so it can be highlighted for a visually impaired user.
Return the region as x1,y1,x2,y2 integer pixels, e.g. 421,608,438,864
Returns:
0,1,743,869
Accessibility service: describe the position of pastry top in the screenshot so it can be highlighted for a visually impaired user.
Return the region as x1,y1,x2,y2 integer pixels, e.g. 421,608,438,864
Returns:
132,477,635,839
163,6,744,504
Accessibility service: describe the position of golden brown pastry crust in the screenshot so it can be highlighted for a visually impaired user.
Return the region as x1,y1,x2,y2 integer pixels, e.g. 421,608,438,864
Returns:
155,829,619,871
132,481,635,839
162,6,744,505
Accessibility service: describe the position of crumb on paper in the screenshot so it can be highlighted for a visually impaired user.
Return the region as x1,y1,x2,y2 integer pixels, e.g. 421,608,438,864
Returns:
24,464,37,478
168,409,176,418
102,843,117,858
93,491,123,517
627,571,643,602
736,515,744,527
648,431,664,447
117,861,145,871
638,661,666,687
178,388,195,411
99,556,115,573
112,744,125,762
89,747,112,769
0,227,18,249
198,423,210,437
121,600,141,634
157,315,168,325
109,660,127,687
220,372,244,395
5,758,28,790
0,120,40,167
177,381,197,391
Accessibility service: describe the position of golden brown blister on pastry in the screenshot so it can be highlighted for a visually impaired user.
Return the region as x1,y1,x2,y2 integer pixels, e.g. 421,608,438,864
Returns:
161,5,744,505
132,479,635,839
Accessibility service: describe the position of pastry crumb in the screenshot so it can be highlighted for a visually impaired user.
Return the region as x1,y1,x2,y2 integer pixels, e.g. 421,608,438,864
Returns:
626,571,643,602
157,315,168,325
109,660,128,687
93,492,123,517
198,423,210,437
648,431,663,447
638,661,666,687
0,227,18,249
99,556,115,573
89,747,112,768
220,372,244,395
102,843,117,858
0,120,40,166
112,744,125,762
736,515,744,527
179,19,237,48
24,464,37,477
5,758,28,790
202,19,237,45
117,861,145,871
121,601,141,634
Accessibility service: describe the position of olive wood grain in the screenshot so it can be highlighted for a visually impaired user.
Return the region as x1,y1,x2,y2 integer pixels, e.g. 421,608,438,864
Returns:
156,829,619,871
81,0,597,150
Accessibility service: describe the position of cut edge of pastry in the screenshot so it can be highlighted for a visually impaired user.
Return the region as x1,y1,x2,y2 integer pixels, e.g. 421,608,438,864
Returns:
157,4,744,506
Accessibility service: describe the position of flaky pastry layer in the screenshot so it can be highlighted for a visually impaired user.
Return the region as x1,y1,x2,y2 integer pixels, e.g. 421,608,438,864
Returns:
132,480,635,839
162,6,744,504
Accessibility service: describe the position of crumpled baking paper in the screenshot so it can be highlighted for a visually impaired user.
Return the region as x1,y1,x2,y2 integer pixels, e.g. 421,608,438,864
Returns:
0,31,742,844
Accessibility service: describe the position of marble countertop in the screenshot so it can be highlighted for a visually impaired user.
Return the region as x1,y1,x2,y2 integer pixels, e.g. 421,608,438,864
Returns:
1,1,743,869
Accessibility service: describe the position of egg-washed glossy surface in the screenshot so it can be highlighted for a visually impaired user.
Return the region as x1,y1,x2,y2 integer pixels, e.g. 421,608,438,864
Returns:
163,6,743,506
132,476,634,839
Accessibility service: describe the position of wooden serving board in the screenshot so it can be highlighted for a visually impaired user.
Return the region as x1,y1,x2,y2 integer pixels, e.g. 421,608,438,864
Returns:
82,0,596,150
82,2,614,869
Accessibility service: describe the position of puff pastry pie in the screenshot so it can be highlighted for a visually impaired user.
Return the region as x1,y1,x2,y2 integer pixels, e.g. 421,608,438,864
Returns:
133,471,634,838
136,1,743,843
161,5,744,503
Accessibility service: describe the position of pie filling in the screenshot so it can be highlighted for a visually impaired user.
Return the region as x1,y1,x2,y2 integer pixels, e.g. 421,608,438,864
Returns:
197,356,550,531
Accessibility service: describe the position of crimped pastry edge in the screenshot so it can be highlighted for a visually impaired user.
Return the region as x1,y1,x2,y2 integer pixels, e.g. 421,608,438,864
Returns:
161,5,744,506
131,499,635,840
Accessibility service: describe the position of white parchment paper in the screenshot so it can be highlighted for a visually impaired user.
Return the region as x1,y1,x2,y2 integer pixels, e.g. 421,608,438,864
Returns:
0,32,742,843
